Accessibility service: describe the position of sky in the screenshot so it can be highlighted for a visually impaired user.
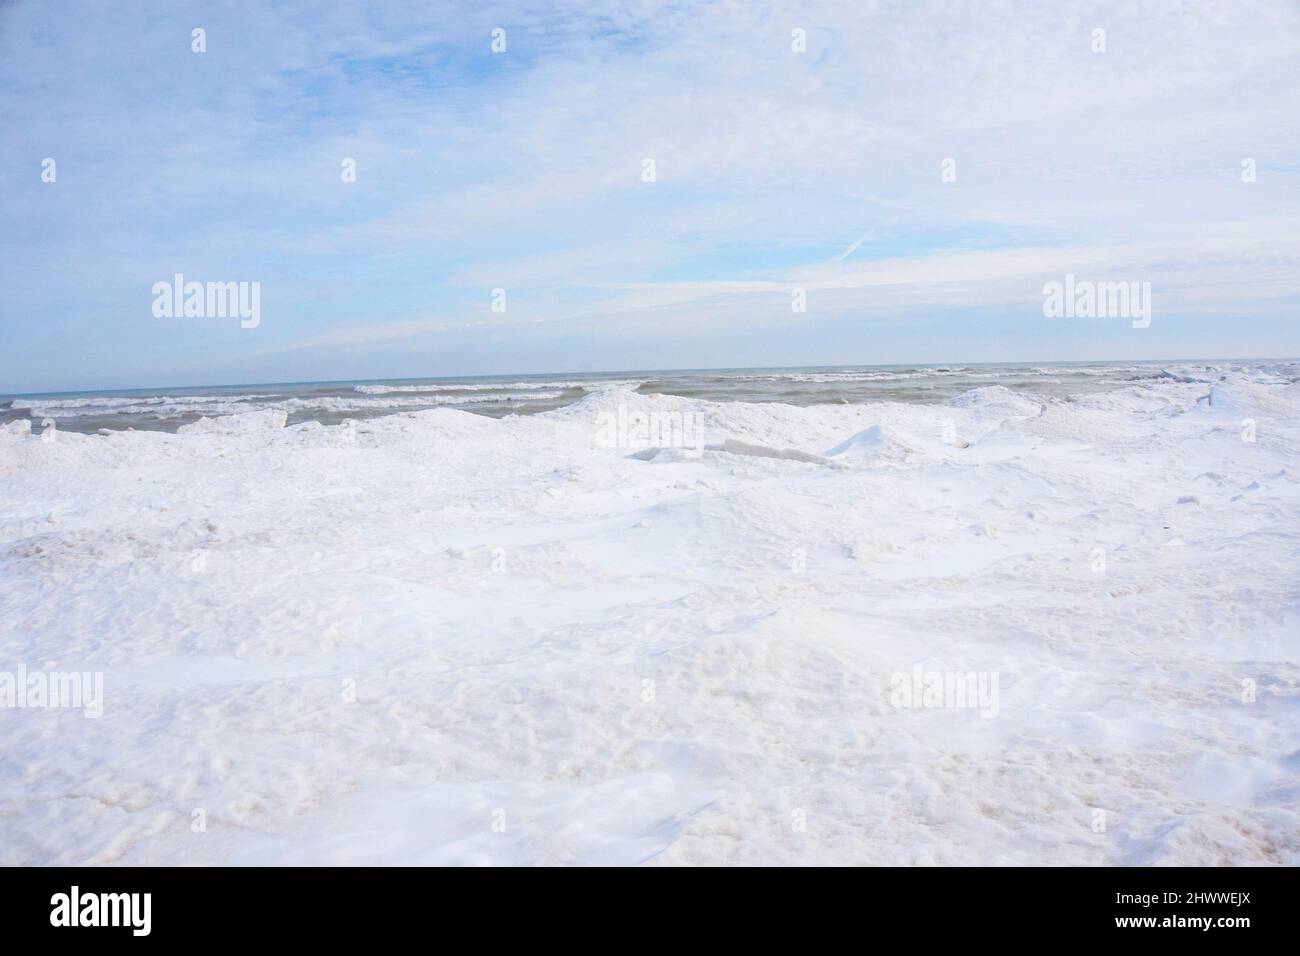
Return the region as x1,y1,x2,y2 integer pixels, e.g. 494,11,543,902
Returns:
1,0,1298,394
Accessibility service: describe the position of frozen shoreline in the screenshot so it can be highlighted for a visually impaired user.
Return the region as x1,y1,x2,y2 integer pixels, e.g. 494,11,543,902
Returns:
4,359,1273,435
1,372,1297,865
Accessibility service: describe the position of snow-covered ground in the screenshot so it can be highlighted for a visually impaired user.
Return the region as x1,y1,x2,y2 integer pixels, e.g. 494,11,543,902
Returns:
1,374,1297,865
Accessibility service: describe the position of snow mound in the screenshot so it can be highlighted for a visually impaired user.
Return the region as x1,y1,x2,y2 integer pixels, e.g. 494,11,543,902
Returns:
178,409,288,435
945,385,1041,419
824,424,920,461
547,383,647,419
1197,381,1299,419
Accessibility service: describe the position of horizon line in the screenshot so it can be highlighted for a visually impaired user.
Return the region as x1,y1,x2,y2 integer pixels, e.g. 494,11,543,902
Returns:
4,355,1297,400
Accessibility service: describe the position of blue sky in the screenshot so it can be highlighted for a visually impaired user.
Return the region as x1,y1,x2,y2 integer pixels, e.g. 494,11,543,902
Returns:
1,0,1298,393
